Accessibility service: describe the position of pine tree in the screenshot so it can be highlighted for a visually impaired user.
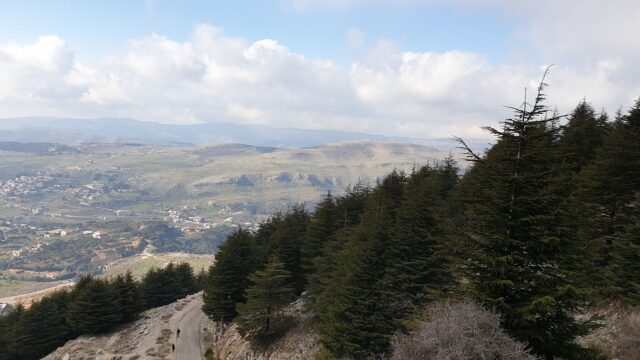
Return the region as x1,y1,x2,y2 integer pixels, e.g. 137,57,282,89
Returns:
67,276,121,334
237,256,294,340
456,71,594,359
112,271,142,323
203,229,257,321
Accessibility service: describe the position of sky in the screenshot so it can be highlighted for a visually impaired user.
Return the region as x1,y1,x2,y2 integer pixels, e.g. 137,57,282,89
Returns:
0,0,638,138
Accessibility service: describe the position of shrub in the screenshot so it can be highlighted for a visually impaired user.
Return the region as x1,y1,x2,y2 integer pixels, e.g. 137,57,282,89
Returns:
614,311,640,360
391,301,538,360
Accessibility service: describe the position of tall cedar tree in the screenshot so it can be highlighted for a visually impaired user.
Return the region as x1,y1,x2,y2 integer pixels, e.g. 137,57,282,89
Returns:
203,229,257,321
456,71,594,359
237,256,294,339
315,171,405,358
175,262,198,297
66,276,122,334
112,271,142,323
253,213,284,265
307,184,370,299
381,161,457,316
300,193,338,283
558,100,608,174
575,99,640,300
554,101,609,295
269,205,310,294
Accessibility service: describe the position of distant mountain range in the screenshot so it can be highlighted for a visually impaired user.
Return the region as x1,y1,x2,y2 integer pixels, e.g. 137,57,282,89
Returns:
0,117,489,150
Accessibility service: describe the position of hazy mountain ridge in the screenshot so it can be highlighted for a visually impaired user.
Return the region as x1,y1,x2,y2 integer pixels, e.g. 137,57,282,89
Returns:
0,117,489,150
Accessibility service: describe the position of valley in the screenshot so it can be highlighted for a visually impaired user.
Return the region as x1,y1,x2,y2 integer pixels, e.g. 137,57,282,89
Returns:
0,140,449,299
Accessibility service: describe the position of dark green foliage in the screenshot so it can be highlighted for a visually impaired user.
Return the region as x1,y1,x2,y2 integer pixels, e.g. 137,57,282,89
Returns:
9,291,73,359
237,256,294,341
112,271,142,323
175,262,199,297
141,262,198,309
300,193,338,282
612,199,640,304
203,229,257,321
66,276,122,333
0,305,23,360
269,205,310,294
558,100,608,174
574,100,640,299
196,267,208,290
382,161,458,312
316,226,396,357
307,184,370,299
315,171,407,357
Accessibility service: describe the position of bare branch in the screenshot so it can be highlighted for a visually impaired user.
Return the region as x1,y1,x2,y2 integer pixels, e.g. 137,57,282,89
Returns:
453,136,484,163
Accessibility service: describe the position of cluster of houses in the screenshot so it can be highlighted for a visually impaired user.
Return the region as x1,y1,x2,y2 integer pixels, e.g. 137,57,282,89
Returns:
0,174,54,197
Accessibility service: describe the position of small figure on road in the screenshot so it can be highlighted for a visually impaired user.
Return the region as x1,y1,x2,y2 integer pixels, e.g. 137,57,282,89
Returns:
172,343,175,352
177,328,181,337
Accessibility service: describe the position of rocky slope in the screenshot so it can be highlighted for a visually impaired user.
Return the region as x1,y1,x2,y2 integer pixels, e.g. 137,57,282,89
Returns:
201,297,319,360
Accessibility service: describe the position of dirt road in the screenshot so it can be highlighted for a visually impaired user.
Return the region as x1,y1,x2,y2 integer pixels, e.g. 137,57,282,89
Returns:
44,292,206,359
174,294,206,360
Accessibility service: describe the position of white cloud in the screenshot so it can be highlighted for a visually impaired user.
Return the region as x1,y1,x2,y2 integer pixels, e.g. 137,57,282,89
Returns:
0,12,638,138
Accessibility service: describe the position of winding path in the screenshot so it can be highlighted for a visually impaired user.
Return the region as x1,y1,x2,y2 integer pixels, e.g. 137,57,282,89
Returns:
174,295,206,360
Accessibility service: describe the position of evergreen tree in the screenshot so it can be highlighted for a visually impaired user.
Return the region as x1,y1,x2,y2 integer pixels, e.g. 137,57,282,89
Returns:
456,72,594,359
141,263,180,308
237,256,294,340
196,267,208,290
575,99,640,298
611,196,640,305
307,184,370,299
558,100,608,174
552,101,610,295
0,304,23,360
300,193,338,283
175,262,198,298
382,162,457,316
9,291,73,359
67,276,121,334
315,171,405,357
265,205,310,294
203,229,257,321
252,212,284,265
112,271,142,323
